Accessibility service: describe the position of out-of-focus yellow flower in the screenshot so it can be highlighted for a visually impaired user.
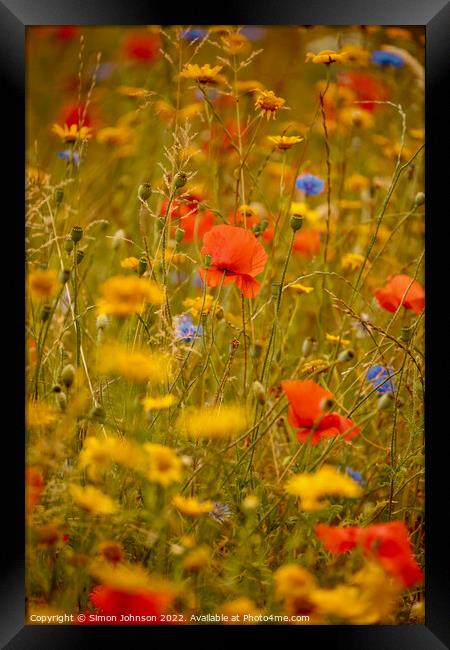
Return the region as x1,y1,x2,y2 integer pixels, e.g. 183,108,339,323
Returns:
326,333,351,346
154,100,176,122
143,443,183,486
116,85,153,99
96,275,163,316
268,135,304,150
26,165,50,186
300,359,329,375
341,252,366,271
357,222,391,244
290,202,321,224
141,394,177,412
338,199,363,210
338,107,374,129
182,546,211,571
386,27,412,40
27,401,59,430
285,465,362,511
78,436,144,480
221,32,250,54
219,597,263,622
51,123,92,143
99,540,124,565
345,174,370,192
410,128,424,141
96,126,134,147
179,102,204,120
183,294,215,318
306,49,349,64
274,564,319,618
89,559,174,597
176,404,247,439
180,64,225,85
172,495,214,517
70,484,118,515
28,269,58,299
97,344,173,384
255,90,286,120
340,44,371,66
120,256,139,270
288,283,314,295
235,79,266,94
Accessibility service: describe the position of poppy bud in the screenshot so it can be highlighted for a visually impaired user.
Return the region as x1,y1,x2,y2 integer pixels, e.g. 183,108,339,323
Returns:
64,237,74,253
89,404,106,422
55,188,64,206
112,229,126,250
252,380,266,404
260,218,269,232
337,349,355,363
320,397,334,412
377,392,395,410
137,256,147,277
52,384,62,393
302,337,316,357
175,227,185,243
400,326,411,342
290,214,304,232
61,364,76,388
138,182,152,202
70,226,83,243
252,223,261,236
204,254,212,268
59,268,71,284
215,306,224,321
76,249,85,265
414,192,425,207
56,391,67,412
40,304,52,321
174,172,187,190
96,314,109,331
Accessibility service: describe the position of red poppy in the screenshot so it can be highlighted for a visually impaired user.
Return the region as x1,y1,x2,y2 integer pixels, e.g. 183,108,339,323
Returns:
316,521,423,588
58,102,93,129
281,380,361,445
293,229,321,258
26,467,44,514
82,585,173,625
199,224,268,298
160,195,214,243
338,71,390,111
374,274,425,315
54,26,79,42
123,31,162,63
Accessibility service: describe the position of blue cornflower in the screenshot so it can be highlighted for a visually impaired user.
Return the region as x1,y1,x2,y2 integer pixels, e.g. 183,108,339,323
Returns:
173,314,202,342
182,28,207,42
296,173,325,196
345,467,366,487
372,50,404,68
208,502,233,523
240,27,266,41
57,150,81,166
366,365,396,394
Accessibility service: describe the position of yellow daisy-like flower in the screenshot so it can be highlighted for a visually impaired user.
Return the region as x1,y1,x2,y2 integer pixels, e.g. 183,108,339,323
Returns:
116,85,153,99
341,252,366,271
338,107,374,129
183,294,215,318
345,174,370,192
326,333,351,346
219,597,263,622
221,32,250,55
180,63,225,85
28,269,58,299
172,495,214,517
78,436,144,479
268,135,304,150
255,90,286,120
274,564,318,601
182,546,211,571
89,559,175,598
300,359,329,375
285,465,362,511
235,79,266,95
97,344,173,384
237,203,258,220
96,126,134,147
96,275,163,317
51,123,92,143
26,165,50,186
141,394,177,412
120,256,139,271
176,404,247,440
27,401,59,430
290,202,321,224
70,484,118,515
143,443,183,487
288,283,314,295
305,50,349,65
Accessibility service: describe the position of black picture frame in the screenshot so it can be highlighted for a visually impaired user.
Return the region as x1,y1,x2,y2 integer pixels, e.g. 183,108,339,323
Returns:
3,0,449,646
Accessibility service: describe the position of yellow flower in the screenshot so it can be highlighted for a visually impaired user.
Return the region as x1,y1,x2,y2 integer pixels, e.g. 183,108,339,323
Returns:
221,32,250,55
338,199,363,210
26,165,50,186
172,495,214,517
99,540,124,564
28,269,58,299
338,107,374,129
182,546,211,571
345,174,370,192
154,100,176,122
120,256,139,271
219,597,263,622
340,44,371,66
300,358,329,375
180,63,225,85
27,401,59,430
143,443,183,487
235,79,266,94
386,27,412,40
290,202,321,224
89,559,175,599
183,294,215,318
255,90,286,120
176,404,247,440
288,283,314,295
306,50,349,64
179,102,204,120
410,128,424,141
51,123,92,143
78,436,144,479
97,344,172,384
341,252,366,271
141,394,177,412
237,204,258,219
268,135,304,150
96,126,134,147
326,333,351,346
285,465,362,511
96,275,163,316
116,85,153,99
70,484,118,515
274,564,318,601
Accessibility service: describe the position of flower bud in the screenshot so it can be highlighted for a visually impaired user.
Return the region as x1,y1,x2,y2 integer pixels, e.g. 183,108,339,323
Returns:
242,495,260,511
377,392,395,411
250,342,263,359
111,229,125,250
320,397,334,412
55,188,64,206
252,223,261,236
214,306,224,321
61,364,76,388
302,337,316,357
89,404,106,422
64,237,74,253
252,381,266,404
59,268,71,284
290,214,304,232
52,384,62,393
96,314,109,331
137,256,147,277
40,304,52,321
337,349,355,363
173,171,187,190
175,227,185,243
414,192,425,207
70,226,83,243
260,218,269,232
400,326,412,342
138,182,152,202
56,391,67,412
204,253,212,268
76,249,85,265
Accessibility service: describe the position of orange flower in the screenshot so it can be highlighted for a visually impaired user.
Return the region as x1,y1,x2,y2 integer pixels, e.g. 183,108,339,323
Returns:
85,586,172,624
26,467,44,514
160,195,214,243
281,380,361,445
315,522,423,588
293,229,321,258
199,224,268,298
374,275,424,315
123,30,161,63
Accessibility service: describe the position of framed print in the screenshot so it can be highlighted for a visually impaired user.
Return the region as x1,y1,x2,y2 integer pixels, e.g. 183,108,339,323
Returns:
1,0,449,646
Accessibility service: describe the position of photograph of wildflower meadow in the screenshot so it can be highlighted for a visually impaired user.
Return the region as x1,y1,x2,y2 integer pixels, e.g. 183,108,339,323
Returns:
25,25,425,626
